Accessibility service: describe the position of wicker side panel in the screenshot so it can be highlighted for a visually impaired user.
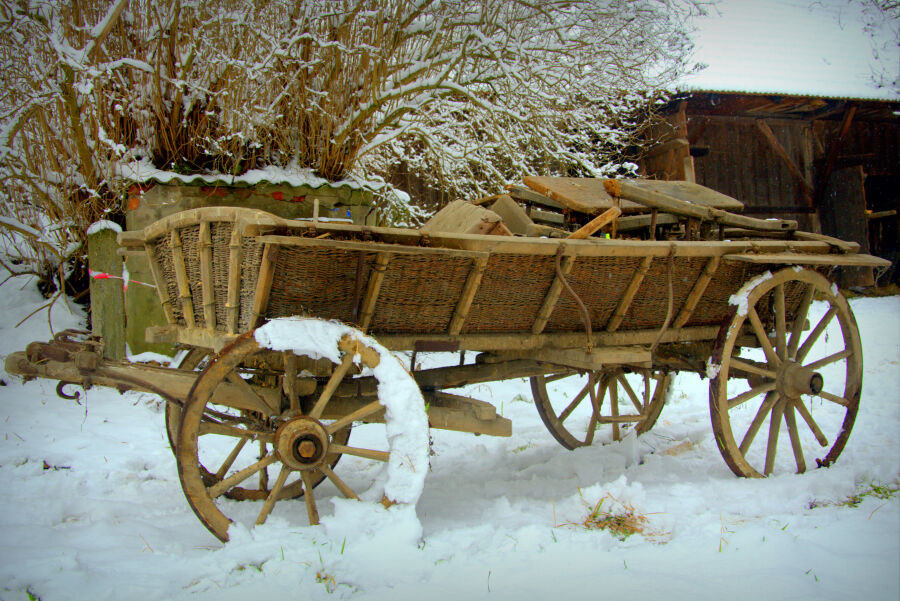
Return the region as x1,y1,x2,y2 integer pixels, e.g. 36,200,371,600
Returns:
151,236,183,325
463,254,557,333
618,257,706,331
685,262,761,327
238,238,265,331
545,256,643,332
369,255,471,333
264,247,368,324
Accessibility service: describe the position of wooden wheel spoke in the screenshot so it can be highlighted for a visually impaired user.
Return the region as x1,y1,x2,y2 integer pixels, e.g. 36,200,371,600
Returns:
544,372,572,383
558,378,592,422
796,306,837,363
198,421,273,442
728,357,777,380
258,442,269,490
255,465,291,525
804,349,851,371
764,397,786,475
774,284,787,360
301,471,320,525
327,400,384,434
728,381,777,410
739,391,780,455
783,401,806,473
329,443,389,462
793,399,829,447
818,391,851,407
787,284,815,358
310,353,355,419
215,438,248,480
208,454,278,498
608,373,620,441
616,373,643,413
748,306,780,367
318,464,360,500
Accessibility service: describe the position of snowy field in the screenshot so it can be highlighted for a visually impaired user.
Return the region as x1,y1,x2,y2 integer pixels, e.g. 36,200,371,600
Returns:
0,275,897,601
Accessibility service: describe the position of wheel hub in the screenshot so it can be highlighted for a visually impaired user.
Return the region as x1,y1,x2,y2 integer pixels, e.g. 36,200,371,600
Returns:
777,361,824,399
274,417,329,470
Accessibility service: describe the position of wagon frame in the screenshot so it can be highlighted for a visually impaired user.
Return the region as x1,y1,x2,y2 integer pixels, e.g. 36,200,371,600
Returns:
6,180,890,542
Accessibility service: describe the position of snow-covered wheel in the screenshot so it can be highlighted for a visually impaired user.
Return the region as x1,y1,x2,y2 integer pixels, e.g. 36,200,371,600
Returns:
176,318,429,542
709,267,862,478
531,367,670,449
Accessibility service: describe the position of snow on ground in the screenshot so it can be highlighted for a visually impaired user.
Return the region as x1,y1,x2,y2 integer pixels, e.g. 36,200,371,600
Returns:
0,275,897,601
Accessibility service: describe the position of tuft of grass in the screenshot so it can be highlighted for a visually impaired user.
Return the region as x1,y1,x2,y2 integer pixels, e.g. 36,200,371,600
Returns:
564,493,668,543
810,479,900,510
316,571,337,594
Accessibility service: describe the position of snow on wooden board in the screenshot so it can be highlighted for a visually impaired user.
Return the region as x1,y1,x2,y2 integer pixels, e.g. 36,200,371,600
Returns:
0,275,897,601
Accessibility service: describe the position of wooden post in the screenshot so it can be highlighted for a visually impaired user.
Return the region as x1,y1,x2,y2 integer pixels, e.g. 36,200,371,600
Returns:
87,225,126,359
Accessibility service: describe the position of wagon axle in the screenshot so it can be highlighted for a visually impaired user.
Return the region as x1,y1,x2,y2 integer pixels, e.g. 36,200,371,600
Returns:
777,362,824,399
274,417,330,469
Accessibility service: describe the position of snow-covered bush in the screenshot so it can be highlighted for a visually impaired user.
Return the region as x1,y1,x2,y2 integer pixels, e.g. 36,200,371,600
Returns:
0,0,704,282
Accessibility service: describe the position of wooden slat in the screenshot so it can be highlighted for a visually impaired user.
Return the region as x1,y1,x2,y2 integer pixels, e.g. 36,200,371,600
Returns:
724,252,890,268
142,242,176,324
566,207,621,240
524,176,644,214
226,224,243,333
358,252,392,332
169,230,196,327
505,185,565,210
448,255,489,335
254,235,488,260
531,255,576,335
605,256,653,332
673,256,721,328
755,120,813,193
249,244,279,328
198,221,216,329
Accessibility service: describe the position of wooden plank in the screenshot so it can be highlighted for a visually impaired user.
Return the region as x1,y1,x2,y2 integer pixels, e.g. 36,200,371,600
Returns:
605,256,653,332
198,221,216,329
615,212,679,232
643,137,689,160
818,164,874,286
499,346,652,370
254,235,489,260
673,256,721,328
755,120,813,193
605,179,797,231
505,185,565,210
566,207,621,240
448,256,489,335
358,252,391,332
488,195,535,236
530,208,566,225
523,176,645,214
420,200,511,236
226,224,243,333
531,255,576,335
87,227,126,359
249,244,279,328
724,252,890,268
617,179,745,211
169,230,196,327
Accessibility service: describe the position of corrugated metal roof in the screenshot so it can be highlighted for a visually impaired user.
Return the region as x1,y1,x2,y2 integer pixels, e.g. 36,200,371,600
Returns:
118,161,364,190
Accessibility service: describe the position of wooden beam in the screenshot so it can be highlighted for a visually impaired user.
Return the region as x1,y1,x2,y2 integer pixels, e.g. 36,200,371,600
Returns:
673,256,721,328
169,230,196,327
566,207,621,239
605,256,653,332
814,104,857,208
448,255,489,335
142,242,176,324
358,252,392,332
531,255,576,335
755,120,813,194
249,244,279,328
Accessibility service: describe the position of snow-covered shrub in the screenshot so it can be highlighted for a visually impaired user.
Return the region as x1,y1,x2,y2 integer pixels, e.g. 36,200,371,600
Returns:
0,0,705,281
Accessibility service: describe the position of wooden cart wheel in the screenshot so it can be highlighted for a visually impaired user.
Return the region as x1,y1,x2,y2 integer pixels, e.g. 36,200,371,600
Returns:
709,267,862,477
177,323,423,542
165,348,349,498
531,367,671,449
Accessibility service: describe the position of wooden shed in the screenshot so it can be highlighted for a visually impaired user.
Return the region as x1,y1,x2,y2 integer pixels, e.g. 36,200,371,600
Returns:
641,93,899,286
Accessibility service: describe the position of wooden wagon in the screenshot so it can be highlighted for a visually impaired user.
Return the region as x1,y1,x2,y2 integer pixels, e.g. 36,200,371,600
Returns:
5,178,889,542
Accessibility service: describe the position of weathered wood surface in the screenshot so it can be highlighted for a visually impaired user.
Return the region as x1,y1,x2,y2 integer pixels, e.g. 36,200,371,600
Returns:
420,200,512,236
523,176,644,214
566,207,621,239
87,227,126,360
622,179,745,211
724,252,890,268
